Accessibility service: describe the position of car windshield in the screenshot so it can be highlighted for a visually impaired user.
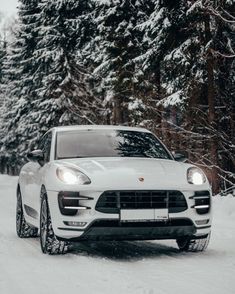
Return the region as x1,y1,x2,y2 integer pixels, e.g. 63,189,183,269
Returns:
56,129,172,160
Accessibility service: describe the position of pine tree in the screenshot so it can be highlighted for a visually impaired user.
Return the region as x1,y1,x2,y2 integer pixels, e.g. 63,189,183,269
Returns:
88,0,151,125
0,0,234,190
0,36,6,108
0,0,41,174
212,0,235,187
0,35,7,173
133,0,189,139
33,0,94,127
152,0,235,191
0,0,95,173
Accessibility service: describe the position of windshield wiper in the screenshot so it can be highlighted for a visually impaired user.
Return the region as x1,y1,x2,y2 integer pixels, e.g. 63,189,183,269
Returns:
57,156,83,159
124,153,151,158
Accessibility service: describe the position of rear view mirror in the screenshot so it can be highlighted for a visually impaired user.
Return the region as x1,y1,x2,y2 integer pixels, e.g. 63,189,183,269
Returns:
173,152,187,162
27,149,44,164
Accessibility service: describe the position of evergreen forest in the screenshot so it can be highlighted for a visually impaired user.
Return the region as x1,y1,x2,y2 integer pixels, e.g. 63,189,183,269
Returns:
0,0,234,193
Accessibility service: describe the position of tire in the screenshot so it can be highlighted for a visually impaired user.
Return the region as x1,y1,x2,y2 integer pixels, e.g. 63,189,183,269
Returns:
40,192,68,255
16,188,38,238
176,233,211,252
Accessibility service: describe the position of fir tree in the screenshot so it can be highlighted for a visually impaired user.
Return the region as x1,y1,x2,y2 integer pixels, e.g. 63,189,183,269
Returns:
0,36,6,108
89,0,150,125
0,0,234,190
134,0,188,136
0,0,41,174
212,0,235,186
1,0,95,173
32,0,94,128
154,0,235,191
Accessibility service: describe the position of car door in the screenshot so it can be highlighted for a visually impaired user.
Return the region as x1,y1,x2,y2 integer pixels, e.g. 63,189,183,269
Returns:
23,131,52,223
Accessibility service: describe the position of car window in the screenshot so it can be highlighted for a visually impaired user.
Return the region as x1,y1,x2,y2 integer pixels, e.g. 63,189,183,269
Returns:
56,130,172,160
38,132,52,163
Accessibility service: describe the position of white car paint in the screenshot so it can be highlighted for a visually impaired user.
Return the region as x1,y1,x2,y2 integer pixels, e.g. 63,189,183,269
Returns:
18,125,212,241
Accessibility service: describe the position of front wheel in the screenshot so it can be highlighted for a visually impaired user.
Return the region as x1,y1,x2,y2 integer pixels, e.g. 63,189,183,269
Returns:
40,192,68,254
176,233,211,252
16,188,38,238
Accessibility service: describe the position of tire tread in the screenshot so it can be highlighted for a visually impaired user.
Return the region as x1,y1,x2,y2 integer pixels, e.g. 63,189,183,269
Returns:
40,193,68,255
177,233,211,252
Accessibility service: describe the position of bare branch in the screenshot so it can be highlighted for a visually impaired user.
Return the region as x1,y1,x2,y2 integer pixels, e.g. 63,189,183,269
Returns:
221,7,235,21
207,6,235,23
211,49,235,59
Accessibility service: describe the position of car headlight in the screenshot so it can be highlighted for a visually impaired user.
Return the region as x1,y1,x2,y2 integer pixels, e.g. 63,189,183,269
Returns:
187,167,206,185
56,166,91,185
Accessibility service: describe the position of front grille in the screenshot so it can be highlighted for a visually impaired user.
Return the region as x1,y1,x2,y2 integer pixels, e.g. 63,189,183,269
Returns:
96,190,188,214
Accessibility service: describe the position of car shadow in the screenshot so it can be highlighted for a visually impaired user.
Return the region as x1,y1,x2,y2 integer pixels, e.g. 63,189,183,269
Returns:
70,240,180,261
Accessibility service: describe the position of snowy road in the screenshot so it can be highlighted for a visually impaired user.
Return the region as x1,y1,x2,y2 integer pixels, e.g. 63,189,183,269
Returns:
0,175,234,294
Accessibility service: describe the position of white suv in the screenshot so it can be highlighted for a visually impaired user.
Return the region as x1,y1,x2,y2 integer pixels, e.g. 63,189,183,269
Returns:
17,125,212,254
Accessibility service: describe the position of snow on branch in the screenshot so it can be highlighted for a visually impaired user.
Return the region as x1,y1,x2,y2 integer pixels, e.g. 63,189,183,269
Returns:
157,91,184,108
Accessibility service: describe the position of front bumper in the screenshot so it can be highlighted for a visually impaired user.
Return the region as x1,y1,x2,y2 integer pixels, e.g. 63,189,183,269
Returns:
46,189,212,241
56,218,209,242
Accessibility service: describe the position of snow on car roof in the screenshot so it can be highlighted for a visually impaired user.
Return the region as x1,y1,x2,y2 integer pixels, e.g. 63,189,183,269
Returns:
52,125,150,133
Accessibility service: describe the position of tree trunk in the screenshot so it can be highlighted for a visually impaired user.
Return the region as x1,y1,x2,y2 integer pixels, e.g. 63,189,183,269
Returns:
205,17,220,194
113,96,124,125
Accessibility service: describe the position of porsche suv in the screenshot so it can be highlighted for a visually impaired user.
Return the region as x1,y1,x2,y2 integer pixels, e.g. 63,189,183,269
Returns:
17,125,212,254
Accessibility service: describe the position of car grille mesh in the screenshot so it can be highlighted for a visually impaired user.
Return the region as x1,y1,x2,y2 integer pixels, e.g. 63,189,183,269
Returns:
96,190,188,213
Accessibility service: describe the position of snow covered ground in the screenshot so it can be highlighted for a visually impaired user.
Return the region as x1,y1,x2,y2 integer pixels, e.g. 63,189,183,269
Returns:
0,175,234,294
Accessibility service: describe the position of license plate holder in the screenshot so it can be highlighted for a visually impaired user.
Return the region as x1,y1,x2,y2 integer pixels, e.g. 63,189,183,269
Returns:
120,209,168,222
154,208,168,220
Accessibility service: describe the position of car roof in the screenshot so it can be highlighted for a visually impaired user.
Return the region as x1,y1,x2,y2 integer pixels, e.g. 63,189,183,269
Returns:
51,125,151,133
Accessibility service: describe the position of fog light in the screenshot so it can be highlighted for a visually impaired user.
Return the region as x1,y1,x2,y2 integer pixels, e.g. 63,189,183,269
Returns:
195,219,209,225
64,221,87,227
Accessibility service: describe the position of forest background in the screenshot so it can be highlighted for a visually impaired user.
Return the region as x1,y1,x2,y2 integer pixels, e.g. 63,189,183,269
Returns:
0,0,234,193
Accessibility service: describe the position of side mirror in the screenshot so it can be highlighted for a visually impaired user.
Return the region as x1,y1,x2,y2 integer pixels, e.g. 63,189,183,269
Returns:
27,149,44,165
173,152,187,162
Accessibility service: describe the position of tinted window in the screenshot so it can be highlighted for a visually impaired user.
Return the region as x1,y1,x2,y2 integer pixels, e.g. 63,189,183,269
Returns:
38,132,52,163
56,130,171,160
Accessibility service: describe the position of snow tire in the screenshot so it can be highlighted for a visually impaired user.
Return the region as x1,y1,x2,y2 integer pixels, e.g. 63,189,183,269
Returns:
176,233,211,252
16,187,38,238
40,191,68,255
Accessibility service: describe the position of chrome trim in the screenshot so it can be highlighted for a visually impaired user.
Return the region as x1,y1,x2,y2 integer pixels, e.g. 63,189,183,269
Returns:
193,196,210,199
194,205,210,209
62,197,91,200
63,206,90,210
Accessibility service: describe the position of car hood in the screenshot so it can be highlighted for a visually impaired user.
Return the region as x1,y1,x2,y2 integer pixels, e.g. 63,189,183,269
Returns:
55,157,196,190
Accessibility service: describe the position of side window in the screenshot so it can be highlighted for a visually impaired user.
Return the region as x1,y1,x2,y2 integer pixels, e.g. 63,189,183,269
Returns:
38,132,52,163
38,136,46,151
44,133,52,162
